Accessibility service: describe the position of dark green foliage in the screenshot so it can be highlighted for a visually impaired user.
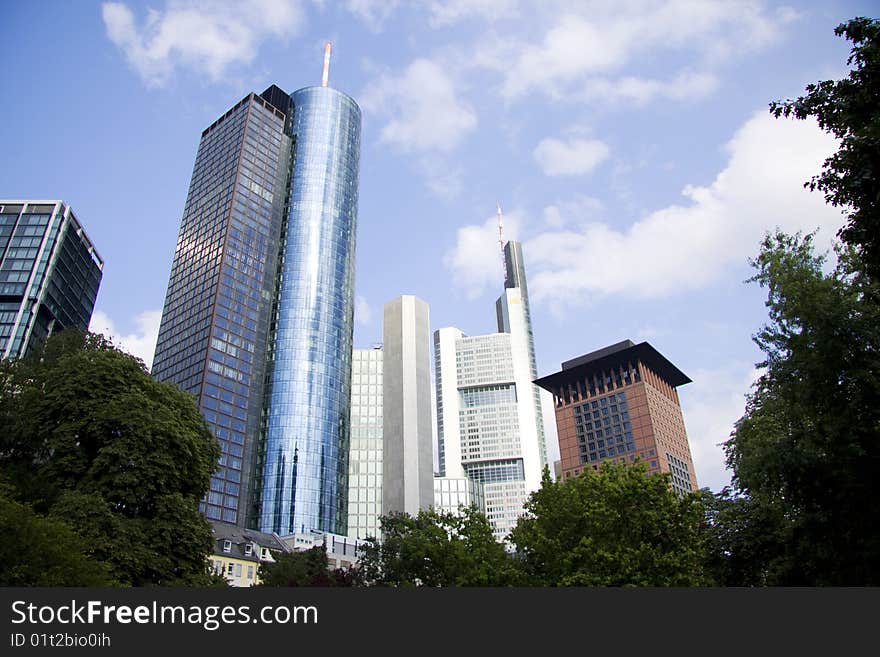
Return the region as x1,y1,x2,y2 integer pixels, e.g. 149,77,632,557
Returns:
701,488,790,587
713,17,880,586
0,484,114,586
510,464,711,586
356,506,522,586
0,330,221,586
723,233,880,584
770,18,880,279
258,545,354,587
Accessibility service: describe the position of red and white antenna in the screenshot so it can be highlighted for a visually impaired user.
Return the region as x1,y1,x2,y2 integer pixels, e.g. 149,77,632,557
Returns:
322,41,332,87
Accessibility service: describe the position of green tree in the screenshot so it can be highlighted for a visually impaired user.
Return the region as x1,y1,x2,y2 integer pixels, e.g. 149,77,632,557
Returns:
723,232,880,584
356,506,522,586
0,330,221,586
770,17,880,279
0,484,115,586
701,488,790,587
258,545,353,587
714,16,880,587
509,464,711,586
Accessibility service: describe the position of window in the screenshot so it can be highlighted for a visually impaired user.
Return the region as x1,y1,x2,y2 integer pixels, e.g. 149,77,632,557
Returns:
247,565,254,580
222,539,232,553
244,543,253,556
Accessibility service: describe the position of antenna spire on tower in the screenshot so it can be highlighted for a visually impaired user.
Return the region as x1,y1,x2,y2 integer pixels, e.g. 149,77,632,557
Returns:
497,202,506,246
497,202,507,282
322,41,332,87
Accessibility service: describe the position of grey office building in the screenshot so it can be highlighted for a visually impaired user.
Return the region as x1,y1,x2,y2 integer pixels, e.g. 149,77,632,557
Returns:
382,295,434,516
153,75,361,533
0,200,102,360
434,239,548,541
347,295,434,540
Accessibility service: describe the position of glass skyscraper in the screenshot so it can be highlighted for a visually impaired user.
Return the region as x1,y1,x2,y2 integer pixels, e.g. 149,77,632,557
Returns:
0,200,102,360
153,76,361,534
260,86,361,536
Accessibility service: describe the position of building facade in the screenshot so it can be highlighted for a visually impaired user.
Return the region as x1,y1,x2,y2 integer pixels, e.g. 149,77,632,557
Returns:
209,522,288,587
347,295,435,540
259,85,361,537
433,476,485,516
382,296,434,517
434,240,548,542
348,345,383,540
0,200,102,360
534,339,698,496
281,530,364,570
153,74,361,534
152,87,292,526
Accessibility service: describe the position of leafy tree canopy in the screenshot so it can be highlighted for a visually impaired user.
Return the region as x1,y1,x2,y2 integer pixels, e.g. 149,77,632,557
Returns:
700,488,790,587
0,483,115,586
713,16,880,588
258,545,354,587
509,464,711,586
770,17,880,279
0,330,221,586
356,506,523,586
724,233,880,584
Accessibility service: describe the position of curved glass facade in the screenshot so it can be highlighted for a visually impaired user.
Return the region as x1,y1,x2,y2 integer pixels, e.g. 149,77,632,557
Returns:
260,87,361,535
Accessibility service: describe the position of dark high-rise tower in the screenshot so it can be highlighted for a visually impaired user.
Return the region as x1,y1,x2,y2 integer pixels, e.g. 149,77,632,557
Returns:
153,47,361,533
0,200,102,360
152,87,292,526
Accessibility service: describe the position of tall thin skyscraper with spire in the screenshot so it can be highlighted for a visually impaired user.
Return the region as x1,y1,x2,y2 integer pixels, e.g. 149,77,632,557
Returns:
153,44,360,535
434,207,548,542
498,206,548,472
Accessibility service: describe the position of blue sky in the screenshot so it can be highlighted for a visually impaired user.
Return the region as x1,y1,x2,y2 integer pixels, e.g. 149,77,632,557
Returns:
2,1,873,493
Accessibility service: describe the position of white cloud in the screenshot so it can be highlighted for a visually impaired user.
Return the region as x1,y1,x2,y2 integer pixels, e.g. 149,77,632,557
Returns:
500,14,628,98
428,0,519,26
89,310,162,371
542,196,604,229
355,295,373,325
495,2,796,99
681,363,761,492
419,156,465,199
443,209,522,299
346,0,400,31
102,0,304,87
360,59,477,152
533,137,610,176
580,71,720,106
522,110,842,307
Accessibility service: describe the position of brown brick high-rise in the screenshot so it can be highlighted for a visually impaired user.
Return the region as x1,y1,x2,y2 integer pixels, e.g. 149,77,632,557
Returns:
534,340,697,495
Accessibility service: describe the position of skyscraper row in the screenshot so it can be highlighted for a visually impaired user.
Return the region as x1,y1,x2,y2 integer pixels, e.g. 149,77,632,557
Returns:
133,50,700,540
6,47,700,547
